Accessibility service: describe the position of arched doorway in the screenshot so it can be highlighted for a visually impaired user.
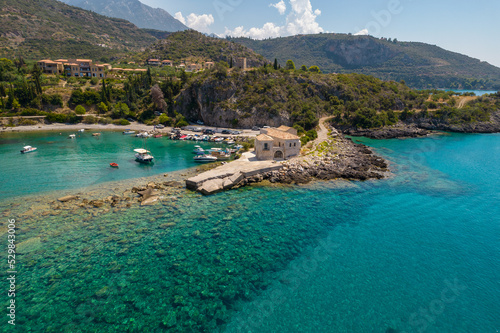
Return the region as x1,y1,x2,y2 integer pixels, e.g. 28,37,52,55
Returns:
274,150,283,159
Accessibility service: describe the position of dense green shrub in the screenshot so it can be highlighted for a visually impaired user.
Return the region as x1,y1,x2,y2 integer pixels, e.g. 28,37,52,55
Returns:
112,119,130,126
75,105,86,115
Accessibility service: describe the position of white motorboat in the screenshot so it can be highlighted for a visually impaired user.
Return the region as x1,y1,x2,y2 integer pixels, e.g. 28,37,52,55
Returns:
78,129,85,132
69,134,76,139
134,149,154,163
193,146,205,155
123,130,136,135
193,154,217,163
20,145,37,154
136,132,152,138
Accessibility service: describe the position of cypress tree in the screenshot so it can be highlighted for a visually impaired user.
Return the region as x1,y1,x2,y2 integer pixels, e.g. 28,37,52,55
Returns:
273,58,278,70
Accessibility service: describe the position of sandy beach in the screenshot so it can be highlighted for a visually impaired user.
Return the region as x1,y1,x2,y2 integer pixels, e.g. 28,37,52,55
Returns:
0,121,159,133
0,121,261,136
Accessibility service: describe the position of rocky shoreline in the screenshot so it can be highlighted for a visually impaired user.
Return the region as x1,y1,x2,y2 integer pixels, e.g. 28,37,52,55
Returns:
343,124,430,139
341,111,500,139
261,133,389,185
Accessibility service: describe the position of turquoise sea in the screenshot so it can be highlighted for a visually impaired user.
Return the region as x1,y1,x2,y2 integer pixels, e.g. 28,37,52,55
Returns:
0,131,499,332
0,131,226,200
441,89,497,96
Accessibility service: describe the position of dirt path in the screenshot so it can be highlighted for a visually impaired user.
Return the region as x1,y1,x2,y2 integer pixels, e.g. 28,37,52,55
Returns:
312,116,335,146
457,96,476,108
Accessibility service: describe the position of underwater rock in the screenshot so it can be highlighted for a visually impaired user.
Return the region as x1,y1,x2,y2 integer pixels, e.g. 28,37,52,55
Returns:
58,195,78,202
17,237,42,254
89,200,104,208
137,188,158,200
159,223,176,229
141,196,160,206
94,286,109,298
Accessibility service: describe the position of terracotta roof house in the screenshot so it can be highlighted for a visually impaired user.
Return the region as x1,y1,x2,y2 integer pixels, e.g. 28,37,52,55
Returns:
255,127,301,160
147,59,161,66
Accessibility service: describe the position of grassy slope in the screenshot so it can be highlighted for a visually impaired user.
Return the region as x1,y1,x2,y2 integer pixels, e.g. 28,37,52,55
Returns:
0,0,157,60
230,34,500,90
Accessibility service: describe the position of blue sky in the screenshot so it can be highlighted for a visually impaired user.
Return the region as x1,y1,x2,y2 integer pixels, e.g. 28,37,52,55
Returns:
140,0,500,68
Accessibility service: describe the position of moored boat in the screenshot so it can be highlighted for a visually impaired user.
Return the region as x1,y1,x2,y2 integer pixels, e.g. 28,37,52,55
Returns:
194,154,217,163
110,163,119,168
211,150,231,161
193,145,205,155
69,134,76,139
20,145,37,154
92,133,101,137
78,129,85,132
123,130,136,135
134,148,154,163
136,132,152,138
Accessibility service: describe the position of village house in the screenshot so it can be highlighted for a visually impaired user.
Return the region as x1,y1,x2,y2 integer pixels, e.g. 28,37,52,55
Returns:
204,61,215,69
37,59,111,77
186,63,202,72
146,59,161,66
162,60,173,67
255,125,301,160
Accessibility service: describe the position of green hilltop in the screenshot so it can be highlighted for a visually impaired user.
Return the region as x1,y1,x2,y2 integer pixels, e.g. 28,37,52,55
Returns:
0,0,157,60
135,30,267,67
229,34,500,90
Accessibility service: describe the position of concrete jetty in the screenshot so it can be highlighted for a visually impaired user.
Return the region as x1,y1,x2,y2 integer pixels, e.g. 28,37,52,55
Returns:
186,152,283,195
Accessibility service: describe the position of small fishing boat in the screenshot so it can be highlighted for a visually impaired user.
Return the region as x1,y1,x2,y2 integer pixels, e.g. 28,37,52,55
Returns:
194,154,217,163
234,144,243,150
20,145,37,154
136,132,153,138
154,134,162,138
110,163,119,168
78,129,85,132
179,134,188,140
226,140,235,145
123,129,136,135
193,145,205,155
92,133,101,137
211,149,232,161
69,134,76,139
134,148,154,163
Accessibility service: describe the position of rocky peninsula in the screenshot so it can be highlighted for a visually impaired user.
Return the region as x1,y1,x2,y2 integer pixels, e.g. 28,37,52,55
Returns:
186,123,390,195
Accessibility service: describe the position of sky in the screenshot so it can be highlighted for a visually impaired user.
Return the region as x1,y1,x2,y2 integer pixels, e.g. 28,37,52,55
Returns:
139,0,500,68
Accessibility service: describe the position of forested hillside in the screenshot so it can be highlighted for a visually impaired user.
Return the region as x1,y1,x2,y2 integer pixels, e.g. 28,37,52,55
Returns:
230,34,500,90
0,0,157,60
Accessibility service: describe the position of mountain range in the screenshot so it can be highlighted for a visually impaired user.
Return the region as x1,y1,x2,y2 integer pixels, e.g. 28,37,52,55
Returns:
0,0,157,60
230,34,500,90
59,0,188,32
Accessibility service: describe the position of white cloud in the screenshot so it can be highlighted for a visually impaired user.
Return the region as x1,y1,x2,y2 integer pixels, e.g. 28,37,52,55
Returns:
354,29,369,36
270,0,287,15
285,0,323,35
175,12,215,33
225,22,283,39
225,0,323,39
174,12,186,25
